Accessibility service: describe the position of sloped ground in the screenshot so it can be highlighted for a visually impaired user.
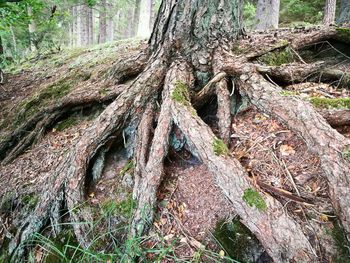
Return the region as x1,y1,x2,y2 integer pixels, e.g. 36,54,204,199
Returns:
1,28,350,262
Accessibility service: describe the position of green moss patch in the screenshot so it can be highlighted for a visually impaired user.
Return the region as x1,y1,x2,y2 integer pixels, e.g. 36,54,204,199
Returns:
172,81,190,105
213,138,229,156
259,47,295,66
279,90,298,96
310,97,350,110
330,220,350,262
242,188,267,211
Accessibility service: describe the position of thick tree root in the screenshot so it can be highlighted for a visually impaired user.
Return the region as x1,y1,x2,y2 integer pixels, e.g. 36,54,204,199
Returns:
105,48,149,84
132,61,317,261
8,56,168,259
320,109,350,127
133,103,155,200
0,84,126,164
237,70,350,237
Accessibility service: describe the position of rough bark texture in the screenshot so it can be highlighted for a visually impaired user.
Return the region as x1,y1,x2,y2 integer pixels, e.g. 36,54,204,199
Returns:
98,0,107,44
323,0,336,25
254,0,280,30
237,71,350,238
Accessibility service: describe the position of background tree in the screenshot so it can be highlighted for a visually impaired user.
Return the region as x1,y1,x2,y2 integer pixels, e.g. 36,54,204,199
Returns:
254,0,280,30
337,0,350,24
323,0,336,25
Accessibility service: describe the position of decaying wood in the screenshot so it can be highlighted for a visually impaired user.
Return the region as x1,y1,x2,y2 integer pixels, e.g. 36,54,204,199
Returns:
237,70,350,237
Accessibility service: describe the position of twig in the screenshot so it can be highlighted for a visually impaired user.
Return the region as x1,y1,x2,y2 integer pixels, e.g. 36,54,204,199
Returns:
290,47,307,64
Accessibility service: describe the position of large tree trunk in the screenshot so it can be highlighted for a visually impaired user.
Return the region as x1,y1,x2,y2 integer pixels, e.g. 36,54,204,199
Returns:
254,0,280,30
323,0,336,25
337,0,350,24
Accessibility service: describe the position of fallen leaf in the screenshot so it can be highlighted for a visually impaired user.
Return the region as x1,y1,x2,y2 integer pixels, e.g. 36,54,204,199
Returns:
219,250,225,258
280,145,296,156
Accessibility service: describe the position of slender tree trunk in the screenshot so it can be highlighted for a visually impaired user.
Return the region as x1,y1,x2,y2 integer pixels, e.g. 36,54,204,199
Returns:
137,0,152,38
323,0,336,25
337,0,350,24
98,0,107,44
132,0,141,37
150,0,156,32
27,6,37,52
87,7,94,45
254,0,280,30
10,25,17,54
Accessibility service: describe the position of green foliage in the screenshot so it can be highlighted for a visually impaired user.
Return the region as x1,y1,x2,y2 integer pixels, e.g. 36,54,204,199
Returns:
242,188,267,211
280,0,324,26
243,1,256,29
171,81,190,105
213,138,229,156
310,97,350,110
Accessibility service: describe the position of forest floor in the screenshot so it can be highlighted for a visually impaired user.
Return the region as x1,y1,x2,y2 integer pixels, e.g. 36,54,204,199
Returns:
1,28,350,262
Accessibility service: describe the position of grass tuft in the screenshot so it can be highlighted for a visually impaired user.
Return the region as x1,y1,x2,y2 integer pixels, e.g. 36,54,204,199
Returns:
213,138,229,156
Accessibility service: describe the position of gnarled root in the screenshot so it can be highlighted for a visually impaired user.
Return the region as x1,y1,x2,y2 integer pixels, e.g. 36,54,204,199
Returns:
237,70,350,237
8,57,167,259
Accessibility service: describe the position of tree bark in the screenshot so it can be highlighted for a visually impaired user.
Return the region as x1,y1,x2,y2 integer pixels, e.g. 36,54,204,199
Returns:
254,0,280,30
27,6,37,52
323,0,336,25
98,0,107,44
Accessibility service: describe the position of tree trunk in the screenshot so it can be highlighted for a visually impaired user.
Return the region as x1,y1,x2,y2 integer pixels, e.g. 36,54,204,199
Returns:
337,0,350,24
87,7,94,45
254,0,280,30
27,6,37,52
137,0,152,38
98,0,107,44
323,0,336,25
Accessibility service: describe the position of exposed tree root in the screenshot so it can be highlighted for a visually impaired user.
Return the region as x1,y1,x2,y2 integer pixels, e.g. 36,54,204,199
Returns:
236,70,350,237
133,103,155,200
216,78,231,144
8,57,167,259
0,84,126,164
320,109,350,127
105,48,149,84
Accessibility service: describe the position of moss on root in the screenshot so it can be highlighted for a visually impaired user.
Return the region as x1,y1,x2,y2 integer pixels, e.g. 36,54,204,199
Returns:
242,188,267,211
259,47,295,66
213,138,229,156
15,70,91,127
54,116,78,132
172,81,190,105
310,97,350,110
